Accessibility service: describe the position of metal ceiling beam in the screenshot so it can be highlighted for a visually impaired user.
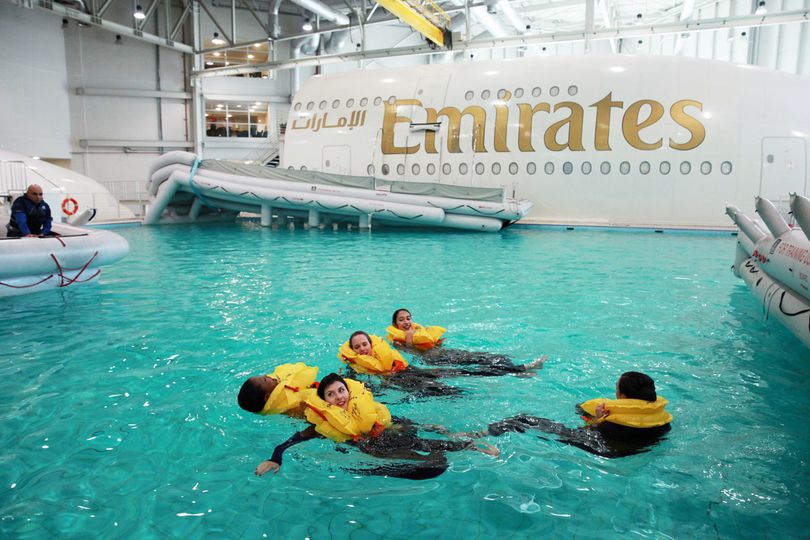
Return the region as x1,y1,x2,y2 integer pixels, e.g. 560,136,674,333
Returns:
193,7,809,76
25,0,194,52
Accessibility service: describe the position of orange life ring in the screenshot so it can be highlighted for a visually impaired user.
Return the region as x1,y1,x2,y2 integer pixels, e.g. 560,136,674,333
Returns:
61,197,79,216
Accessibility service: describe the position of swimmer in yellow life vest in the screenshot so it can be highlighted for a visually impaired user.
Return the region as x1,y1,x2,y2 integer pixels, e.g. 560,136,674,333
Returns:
482,371,672,458
254,373,499,480
237,362,318,417
387,308,548,376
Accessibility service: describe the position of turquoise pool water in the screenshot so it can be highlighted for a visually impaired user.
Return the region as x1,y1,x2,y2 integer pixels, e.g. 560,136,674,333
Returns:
1,222,808,538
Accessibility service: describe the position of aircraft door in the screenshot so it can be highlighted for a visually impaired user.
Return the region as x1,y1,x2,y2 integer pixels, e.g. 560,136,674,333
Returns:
322,145,351,175
408,75,450,182
760,137,807,215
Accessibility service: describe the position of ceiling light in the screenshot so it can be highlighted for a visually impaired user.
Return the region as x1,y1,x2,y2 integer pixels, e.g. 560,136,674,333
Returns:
133,4,145,19
254,43,262,48
213,52,221,57
302,18,313,32
206,61,214,66
236,105,242,108
212,32,225,45
755,1,766,15
255,102,261,105
247,54,255,59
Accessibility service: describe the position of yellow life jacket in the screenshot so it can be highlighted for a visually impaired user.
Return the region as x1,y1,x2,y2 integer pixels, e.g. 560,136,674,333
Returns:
260,362,319,415
386,322,446,350
304,378,392,442
579,396,673,428
338,335,409,375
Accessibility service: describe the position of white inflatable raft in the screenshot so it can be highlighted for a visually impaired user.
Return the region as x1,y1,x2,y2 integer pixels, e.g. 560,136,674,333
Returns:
726,194,810,348
144,151,533,232
0,223,129,298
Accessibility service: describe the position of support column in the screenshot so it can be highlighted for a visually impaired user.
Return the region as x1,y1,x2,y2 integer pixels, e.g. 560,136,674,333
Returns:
189,198,203,220
261,204,272,227
359,213,371,229
308,209,320,228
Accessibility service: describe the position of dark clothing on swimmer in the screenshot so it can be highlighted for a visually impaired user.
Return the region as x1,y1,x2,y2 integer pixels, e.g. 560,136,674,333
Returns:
351,366,465,400
487,413,671,458
7,194,53,237
269,417,474,480
418,348,530,376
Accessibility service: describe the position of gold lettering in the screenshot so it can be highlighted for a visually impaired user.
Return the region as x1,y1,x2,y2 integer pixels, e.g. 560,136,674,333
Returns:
622,100,664,150
669,100,705,150
517,102,551,152
425,106,487,154
544,102,585,152
494,90,511,152
381,99,421,155
590,93,624,151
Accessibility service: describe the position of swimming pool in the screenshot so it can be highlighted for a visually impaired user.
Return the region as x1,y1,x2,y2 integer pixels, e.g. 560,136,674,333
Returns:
1,222,807,538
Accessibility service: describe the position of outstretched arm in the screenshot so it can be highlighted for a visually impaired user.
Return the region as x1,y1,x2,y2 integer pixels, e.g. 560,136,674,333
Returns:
255,425,319,476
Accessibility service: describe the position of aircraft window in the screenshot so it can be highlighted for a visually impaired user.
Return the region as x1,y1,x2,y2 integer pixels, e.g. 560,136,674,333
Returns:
532,87,541,97
347,98,355,107
331,99,340,109
498,89,508,99
442,163,451,175
382,164,390,175
481,90,491,100
640,161,651,175
509,162,518,175
492,162,501,174
544,162,554,175
294,103,301,111
581,162,592,174
680,161,691,174
465,90,474,101
563,162,573,174
325,160,331,167
306,101,314,111
514,88,524,98
460,163,469,174
475,163,485,175
550,86,560,96
374,97,382,106
388,96,396,104
766,154,774,163
660,161,671,174
360,97,369,106
568,85,578,96
527,162,536,175
412,163,421,175
300,166,307,170
427,163,436,175
701,161,712,174
721,161,732,174
367,164,375,175
600,161,611,174
397,164,405,175
619,161,630,174
319,100,327,110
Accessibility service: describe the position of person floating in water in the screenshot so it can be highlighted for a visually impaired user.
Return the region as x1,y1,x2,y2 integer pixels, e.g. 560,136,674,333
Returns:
237,362,319,417
386,308,547,376
340,330,546,399
255,373,499,480
480,371,673,458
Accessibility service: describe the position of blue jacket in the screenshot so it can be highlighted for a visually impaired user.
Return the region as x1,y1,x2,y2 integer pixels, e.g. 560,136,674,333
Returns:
8,195,52,236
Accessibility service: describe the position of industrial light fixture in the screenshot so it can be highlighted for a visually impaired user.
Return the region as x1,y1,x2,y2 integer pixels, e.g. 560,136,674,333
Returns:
133,4,145,19
212,32,225,45
755,1,766,15
302,18,313,32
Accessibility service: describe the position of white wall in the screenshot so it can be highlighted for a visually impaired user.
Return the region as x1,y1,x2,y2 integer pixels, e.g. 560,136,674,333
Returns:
0,4,71,159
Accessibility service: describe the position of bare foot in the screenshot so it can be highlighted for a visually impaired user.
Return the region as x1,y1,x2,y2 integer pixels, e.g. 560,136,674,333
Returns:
476,441,500,458
516,355,548,377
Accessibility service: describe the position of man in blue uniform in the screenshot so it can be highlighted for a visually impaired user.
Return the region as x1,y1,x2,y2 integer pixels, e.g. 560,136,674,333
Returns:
6,184,55,237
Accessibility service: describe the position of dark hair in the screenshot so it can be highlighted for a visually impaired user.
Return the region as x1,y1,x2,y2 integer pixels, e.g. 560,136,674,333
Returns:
391,308,411,325
237,377,267,413
617,371,657,401
349,330,372,350
317,373,348,400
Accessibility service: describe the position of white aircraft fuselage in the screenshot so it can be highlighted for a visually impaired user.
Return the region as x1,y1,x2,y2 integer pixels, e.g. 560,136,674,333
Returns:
283,55,809,228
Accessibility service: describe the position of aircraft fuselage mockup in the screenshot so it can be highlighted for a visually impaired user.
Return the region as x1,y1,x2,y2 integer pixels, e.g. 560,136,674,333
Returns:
283,55,810,228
